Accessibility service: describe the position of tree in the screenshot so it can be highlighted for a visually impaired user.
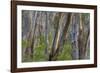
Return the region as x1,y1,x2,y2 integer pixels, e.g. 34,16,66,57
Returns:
24,11,38,61
44,12,50,59
70,13,79,60
48,13,72,61
48,13,61,61
78,13,90,59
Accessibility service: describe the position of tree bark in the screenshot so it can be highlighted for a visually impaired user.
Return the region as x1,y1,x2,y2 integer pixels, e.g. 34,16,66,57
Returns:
54,13,72,60
45,12,50,59
48,13,72,61
71,13,79,60
25,11,38,60
48,13,62,61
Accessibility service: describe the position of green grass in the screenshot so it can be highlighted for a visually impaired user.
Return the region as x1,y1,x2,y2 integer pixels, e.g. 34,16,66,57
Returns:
33,40,46,61
22,34,72,62
22,39,28,48
57,42,72,60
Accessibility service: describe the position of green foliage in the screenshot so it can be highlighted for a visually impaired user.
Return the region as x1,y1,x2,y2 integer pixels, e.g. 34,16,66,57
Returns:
22,35,46,62
82,13,90,18
57,42,72,60
33,36,46,61
22,40,28,48
22,33,73,62
82,13,90,25
33,46,46,61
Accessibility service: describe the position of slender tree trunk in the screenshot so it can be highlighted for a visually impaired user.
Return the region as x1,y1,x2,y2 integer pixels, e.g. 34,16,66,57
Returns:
54,13,72,60
83,30,90,59
45,12,50,59
71,13,79,60
25,11,33,59
78,13,83,59
30,12,38,58
78,13,86,59
78,13,90,59
48,13,72,61
48,13,61,61
25,11,38,60
85,34,90,59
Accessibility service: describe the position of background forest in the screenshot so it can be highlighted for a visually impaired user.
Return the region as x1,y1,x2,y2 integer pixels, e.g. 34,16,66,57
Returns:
22,10,90,62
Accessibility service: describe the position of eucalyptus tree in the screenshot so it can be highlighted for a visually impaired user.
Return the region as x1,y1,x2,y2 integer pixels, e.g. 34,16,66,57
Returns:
48,13,72,61
70,13,80,60
22,11,38,61
78,13,90,59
